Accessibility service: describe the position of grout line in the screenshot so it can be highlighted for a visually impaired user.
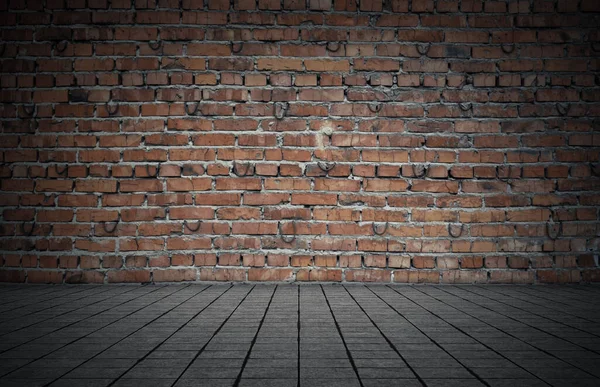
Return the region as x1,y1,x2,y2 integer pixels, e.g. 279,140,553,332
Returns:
341,284,427,387
390,285,549,384
297,284,301,387
488,284,600,311
0,285,126,334
0,285,85,307
40,284,212,386
381,285,552,386
524,284,600,298
0,284,157,357
0,284,179,379
417,285,599,380
102,284,240,387
369,285,500,386
320,284,364,387
233,285,277,387
470,285,600,329
169,284,257,387
447,285,600,355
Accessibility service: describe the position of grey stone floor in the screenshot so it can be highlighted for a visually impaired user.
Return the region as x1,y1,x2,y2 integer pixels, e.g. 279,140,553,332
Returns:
0,284,599,387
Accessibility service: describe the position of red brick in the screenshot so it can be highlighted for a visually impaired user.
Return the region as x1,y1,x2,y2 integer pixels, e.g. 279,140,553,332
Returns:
107,270,151,283
153,269,196,282
291,193,337,205
200,268,246,281
346,270,391,282
297,269,342,281
393,270,439,284
27,270,64,284
0,4,596,285
248,268,293,281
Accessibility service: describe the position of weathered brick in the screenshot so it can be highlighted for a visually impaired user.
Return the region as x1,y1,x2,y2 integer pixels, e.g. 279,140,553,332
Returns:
0,4,595,285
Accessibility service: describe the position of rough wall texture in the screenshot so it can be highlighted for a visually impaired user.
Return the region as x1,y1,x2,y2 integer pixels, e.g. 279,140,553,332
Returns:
1,0,600,284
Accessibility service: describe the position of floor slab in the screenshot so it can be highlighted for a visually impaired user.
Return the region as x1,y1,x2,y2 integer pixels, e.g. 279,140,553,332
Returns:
0,284,599,386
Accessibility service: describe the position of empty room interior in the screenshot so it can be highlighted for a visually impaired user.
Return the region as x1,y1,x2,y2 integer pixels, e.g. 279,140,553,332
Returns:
0,0,599,386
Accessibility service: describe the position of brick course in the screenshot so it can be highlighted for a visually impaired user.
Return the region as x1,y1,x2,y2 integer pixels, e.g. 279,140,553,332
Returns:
1,0,599,284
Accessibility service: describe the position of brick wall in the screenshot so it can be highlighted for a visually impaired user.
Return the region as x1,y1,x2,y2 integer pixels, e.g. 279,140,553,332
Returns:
1,0,600,284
